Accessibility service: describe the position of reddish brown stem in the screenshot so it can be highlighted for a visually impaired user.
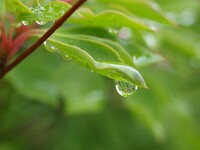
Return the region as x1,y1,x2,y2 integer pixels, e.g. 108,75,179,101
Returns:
0,0,87,79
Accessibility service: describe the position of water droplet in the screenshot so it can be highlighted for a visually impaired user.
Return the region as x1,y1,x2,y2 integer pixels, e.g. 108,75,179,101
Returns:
43,41,58,52
61,52,72,60
115,81,138,97
30,3,47,26
36,20,47,25
22,21,31,26
108,28,119,35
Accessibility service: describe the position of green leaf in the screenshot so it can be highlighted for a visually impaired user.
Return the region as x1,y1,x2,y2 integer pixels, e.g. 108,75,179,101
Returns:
94,0,176,25
69,8,157,31
19,1,71,22
51,33,133,65
44,38,148,88
55,26,115,41
0,0,6,16
49,35,123,63
5,0,31,14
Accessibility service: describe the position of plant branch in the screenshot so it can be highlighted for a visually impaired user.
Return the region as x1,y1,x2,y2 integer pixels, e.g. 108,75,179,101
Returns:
0,0,87,79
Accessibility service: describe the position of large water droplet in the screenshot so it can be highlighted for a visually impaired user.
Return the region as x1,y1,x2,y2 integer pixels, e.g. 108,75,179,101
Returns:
44,41,58,52
115,81,138,97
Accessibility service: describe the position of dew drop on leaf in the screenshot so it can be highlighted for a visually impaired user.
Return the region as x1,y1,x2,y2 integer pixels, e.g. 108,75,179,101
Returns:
44,41,58,52
22,21,31,26
108,28,119,35
61,52,72,60
30,2,46,25
36,20,47,25
115,80,138,97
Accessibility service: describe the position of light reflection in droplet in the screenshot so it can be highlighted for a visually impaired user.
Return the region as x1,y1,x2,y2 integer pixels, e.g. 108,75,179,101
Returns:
115,80,138,97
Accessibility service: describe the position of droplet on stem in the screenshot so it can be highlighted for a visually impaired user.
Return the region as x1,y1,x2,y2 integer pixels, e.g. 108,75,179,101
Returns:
115,80,138,97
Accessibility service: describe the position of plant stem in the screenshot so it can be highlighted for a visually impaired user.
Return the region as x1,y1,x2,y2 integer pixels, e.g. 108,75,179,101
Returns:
0,0,87,79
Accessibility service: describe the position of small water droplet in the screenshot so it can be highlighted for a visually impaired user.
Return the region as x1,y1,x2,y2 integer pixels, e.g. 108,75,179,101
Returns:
115,81,138,97
108,28,119,35
36,20,47,25
44,41,58,52
22,21,31,26
61,52,72,60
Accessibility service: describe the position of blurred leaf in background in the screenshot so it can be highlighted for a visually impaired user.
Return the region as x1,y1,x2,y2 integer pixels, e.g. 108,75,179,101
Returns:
0,0,200,150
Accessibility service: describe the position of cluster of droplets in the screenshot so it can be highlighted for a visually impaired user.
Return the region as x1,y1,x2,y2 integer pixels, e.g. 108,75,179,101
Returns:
108,27,119,36
115,80,138,97
43,41,72,60
22,1,47,26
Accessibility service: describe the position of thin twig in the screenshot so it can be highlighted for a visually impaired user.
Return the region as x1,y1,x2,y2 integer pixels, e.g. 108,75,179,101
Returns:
0,0,87,79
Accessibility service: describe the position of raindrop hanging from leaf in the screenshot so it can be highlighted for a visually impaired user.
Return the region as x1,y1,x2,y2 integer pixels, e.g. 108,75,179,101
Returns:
115,80,138,97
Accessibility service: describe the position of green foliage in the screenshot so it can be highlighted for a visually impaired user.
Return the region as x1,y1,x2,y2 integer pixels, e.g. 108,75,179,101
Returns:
94,0,176,25
1,0,200,150
69,9,156,31
5,0,31,14
19,1,71,22
0,0,6,16
4,0,154,88
44,36,147,88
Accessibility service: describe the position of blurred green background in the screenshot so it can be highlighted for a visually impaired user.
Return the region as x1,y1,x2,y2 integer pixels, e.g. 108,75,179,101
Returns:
1,0,200,150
